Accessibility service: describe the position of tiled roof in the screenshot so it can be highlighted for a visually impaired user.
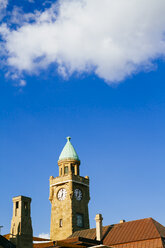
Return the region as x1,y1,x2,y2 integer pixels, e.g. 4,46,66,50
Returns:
152,219,165,238
70,218,165,247
3,235,50,242
103,218,165,245
70,225,110,240
111,238,163,248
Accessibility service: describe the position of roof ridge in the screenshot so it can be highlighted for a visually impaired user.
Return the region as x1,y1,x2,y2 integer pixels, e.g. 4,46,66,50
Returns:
101,217,153,229
151,218,160,237
151,218,165,238
72,218,155,234
101,225,113,241
114,217,152,225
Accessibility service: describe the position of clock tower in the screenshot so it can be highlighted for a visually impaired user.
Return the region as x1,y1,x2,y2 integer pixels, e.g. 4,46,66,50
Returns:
49,137,90,241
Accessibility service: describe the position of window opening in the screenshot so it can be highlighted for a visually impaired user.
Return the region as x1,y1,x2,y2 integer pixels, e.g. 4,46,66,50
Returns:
71,165,75,174
64,166,68,175
76,213,83,228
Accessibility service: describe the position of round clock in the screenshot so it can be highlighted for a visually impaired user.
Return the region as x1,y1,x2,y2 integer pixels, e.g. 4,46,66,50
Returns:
74,189,82,201
57,188,67,201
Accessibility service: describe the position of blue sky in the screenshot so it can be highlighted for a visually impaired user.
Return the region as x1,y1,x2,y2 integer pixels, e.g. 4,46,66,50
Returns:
1,0,165,238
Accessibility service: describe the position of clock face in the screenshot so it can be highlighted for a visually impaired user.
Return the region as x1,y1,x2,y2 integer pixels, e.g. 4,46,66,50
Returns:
74,189,82,201
57,188,67,201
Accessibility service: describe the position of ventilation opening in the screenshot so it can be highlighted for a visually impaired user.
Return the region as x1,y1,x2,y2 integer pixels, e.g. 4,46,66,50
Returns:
64,166,68,175
24,202,28,216
59,219,62,227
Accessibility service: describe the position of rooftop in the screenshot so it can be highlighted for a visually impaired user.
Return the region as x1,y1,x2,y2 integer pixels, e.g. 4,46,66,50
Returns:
70,218,165,247
59,137,80,161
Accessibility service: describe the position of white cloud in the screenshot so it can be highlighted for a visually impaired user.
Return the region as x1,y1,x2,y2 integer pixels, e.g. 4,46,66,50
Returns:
9,7,36,25
38,233,50,239
33,233,50,244
0,0,8,19
10,79,27,88
19,79,27,87
0,0,7,9
1,0,165,83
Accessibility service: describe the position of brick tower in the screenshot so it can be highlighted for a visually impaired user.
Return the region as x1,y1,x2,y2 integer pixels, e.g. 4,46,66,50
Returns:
49,137,90,241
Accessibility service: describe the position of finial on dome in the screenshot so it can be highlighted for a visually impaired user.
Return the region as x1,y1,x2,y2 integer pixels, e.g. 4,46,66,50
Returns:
67,136,71,141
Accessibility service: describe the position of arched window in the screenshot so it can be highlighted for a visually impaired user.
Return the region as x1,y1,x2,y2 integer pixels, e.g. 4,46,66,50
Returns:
64,166,68,175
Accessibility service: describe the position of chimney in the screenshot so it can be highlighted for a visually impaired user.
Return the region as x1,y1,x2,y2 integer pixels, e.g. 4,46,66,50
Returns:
119,220,126,223
95,214,103,241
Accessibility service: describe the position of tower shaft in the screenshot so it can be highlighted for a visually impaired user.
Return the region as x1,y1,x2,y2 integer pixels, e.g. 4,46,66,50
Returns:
10,196,33,248
49,137,90,241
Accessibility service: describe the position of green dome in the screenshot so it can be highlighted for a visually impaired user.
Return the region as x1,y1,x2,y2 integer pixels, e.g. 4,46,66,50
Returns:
59,137,80,161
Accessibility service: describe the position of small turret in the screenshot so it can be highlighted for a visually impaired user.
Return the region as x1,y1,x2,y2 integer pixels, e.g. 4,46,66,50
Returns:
58,137,80,176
